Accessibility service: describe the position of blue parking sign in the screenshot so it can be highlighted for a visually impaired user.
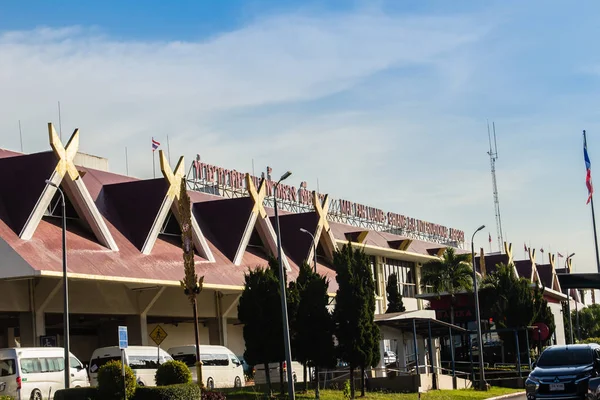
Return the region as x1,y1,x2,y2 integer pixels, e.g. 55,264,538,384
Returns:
118,326,128,349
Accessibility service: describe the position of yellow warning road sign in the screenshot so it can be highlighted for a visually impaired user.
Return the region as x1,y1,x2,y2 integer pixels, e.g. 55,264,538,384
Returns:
149,325,168,346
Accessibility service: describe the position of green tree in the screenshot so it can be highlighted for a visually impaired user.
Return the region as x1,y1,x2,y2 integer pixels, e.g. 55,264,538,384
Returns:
178,177,205,388
480,263,555,357
334,243,379,399
294,262,336,398
385,272,406,313
237,261,283,396
574,304,600,340
355,247,380,397
420,248,472,326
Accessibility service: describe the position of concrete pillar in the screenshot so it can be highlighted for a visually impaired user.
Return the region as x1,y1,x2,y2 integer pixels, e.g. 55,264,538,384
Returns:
18,312,35,347
415,263,423,310
207,319,221,345
125,315,145,346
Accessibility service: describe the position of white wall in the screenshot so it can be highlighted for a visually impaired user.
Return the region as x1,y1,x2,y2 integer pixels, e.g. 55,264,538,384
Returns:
549,302,565,345
226,324,245,356
147,322,210,352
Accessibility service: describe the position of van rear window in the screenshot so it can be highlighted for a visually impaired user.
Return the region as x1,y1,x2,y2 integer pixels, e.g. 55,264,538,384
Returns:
172,355,196,368
0,359,15,376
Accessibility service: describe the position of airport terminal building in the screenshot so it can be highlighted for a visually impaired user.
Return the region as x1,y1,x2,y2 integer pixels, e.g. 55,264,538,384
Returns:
0,124,569,369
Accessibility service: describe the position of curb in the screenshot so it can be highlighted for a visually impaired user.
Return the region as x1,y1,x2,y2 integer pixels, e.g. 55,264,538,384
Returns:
485,392,525,400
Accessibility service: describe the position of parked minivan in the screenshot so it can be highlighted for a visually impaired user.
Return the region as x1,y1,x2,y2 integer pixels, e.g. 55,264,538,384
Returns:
167,345,245,389
0,347,89,400
89,346,172,387
253,361,304,385
526,343,600,399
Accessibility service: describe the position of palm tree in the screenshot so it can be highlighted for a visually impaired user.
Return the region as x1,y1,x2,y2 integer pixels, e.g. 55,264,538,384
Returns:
420,248,473,326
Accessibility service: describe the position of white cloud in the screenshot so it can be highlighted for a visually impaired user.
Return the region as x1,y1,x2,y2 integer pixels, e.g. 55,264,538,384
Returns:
2,4,600,281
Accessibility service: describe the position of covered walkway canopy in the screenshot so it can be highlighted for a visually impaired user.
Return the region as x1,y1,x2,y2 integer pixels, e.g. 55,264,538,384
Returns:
557,273,600,289
374,310,469,390
375,314,468,337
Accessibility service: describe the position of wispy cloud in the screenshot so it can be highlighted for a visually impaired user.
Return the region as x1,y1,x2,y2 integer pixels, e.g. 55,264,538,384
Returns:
2,3,599,277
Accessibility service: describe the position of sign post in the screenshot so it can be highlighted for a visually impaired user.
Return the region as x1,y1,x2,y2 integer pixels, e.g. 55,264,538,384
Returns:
149,325,168,365
118,326,128,400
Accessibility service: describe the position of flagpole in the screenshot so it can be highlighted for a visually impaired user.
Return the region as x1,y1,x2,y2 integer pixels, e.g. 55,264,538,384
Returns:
152,137,156,179
584,130,600,274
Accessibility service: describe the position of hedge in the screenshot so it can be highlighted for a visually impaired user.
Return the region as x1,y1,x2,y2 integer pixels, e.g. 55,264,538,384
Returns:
54,387,98,400
155,360,192,386
133,384,202,400
53,384,217,400
0,396,14,400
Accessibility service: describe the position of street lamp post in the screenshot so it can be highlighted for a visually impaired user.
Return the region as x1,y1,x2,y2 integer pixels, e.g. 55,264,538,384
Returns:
273,171,295,400
45,180,70,388
471,225,487,391
565,253,575,344
299,228,317,273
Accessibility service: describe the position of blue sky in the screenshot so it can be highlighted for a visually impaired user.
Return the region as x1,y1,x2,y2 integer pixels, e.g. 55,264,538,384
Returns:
2,1,600,283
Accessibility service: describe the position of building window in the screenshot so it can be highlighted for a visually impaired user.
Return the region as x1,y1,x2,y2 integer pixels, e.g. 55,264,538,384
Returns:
384,258,416,298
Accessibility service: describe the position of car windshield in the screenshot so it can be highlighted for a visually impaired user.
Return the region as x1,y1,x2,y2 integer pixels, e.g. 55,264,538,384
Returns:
537,348,593,367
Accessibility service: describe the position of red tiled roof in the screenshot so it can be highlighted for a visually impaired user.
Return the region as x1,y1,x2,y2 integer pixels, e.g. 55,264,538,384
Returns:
0,148,22,159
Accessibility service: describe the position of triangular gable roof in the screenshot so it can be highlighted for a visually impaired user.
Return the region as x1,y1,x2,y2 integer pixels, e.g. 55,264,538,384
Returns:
344,230,369,243
514,248,541,283
273,212,319,267
156,152,213,261
474,242,515,276
537,253,561,292
193,197,254,261
239,175,290,270
102,178,170,250
0,151,56,234
194,175,290,270
426,247,448,257
387,239,413,251
16,124,118,250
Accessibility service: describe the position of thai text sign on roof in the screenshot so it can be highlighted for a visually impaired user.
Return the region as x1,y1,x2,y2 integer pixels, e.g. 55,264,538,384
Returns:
187,155,465,245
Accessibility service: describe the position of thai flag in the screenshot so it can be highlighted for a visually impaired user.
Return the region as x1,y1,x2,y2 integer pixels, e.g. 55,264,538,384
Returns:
152,138,160,152
585,134,594,204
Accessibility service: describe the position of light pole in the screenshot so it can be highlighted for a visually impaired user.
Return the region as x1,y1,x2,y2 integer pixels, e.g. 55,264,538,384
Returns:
471,225,487,391
299,228,317,273
273,171,295,400
45,180,70,388
565,253,575,344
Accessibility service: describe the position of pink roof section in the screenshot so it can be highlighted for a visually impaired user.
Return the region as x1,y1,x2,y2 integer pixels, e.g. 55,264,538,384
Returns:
0,147,459,293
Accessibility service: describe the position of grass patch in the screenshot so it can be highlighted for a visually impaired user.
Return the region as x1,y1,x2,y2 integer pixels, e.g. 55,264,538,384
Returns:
226,387,522,400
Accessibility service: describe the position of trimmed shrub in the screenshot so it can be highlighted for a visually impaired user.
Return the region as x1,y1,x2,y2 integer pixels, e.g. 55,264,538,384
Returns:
54,387,98,400
133,383,202,400
98,360,137,400
0,396,14,400
579,337,600,344
155,360,192,386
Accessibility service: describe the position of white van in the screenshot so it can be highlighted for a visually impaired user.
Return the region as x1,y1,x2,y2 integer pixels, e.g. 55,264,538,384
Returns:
253,361,304,385
89,346,172,387
167,345,245,389
0,347,89,400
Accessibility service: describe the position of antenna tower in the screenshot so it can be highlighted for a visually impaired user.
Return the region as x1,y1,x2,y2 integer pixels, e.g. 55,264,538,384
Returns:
487,121,504,252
